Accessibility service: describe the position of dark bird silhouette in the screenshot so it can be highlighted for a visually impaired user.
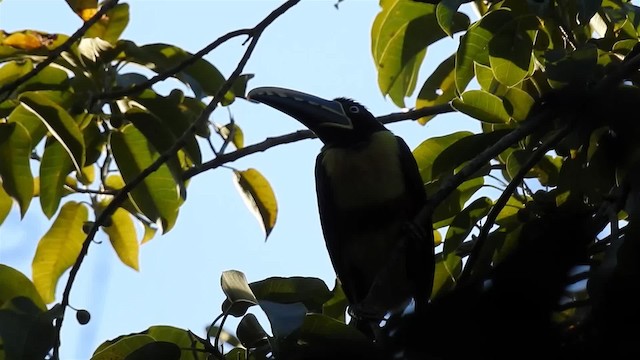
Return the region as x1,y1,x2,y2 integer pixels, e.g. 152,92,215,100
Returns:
248,87,434,338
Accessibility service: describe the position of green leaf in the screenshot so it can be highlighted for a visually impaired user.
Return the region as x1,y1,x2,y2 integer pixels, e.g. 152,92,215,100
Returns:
220,270,258,317
19,92,85,173
431,129,511,179
0,265,46,311
250,277,332,313
102,207,139,271
322,279,348,322
415,54,456,125
436,0,465,37
0,184,11,226
452,90,511,123
431,253,460,298
32,201,88,303
84,3,130,43
146,326,207,359
0,297,54,360
124,108,188,193
0,60,33,87
40,139,74,218
432,176,485,229
456,9,514,92
297,313,369,342
236,313,269,349
488,28,533,86
8,105,47,148
413,131,472,182
131,90,202,164
110,124,180,233
502,87,535,121
545,44,598,87
371,0,469,106
91,334,155,360
233,168,278,240
230,73,255,99
120,42,229,101
442,197,492,280
124,341,181,360
0,122,33,217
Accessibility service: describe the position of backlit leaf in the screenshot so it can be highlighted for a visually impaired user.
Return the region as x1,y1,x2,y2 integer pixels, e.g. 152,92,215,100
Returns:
84,3,130,43
64,0,98,20
221,270,258,317
0,264,46,311
0,184,11,226
110,124,180,233
120,42,229,101
19,92,85,172
0,122,33,217
219,123,244,150
102,207,139,271
40,139,74,218
452,90,511,123
415,54,456,124
233,168,278,239
32,201,88,303
91,334,155,360
372,0,469,107
456,9,514,92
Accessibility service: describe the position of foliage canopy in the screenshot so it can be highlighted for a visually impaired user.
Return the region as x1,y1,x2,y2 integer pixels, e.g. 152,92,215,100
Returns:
1,0,640,359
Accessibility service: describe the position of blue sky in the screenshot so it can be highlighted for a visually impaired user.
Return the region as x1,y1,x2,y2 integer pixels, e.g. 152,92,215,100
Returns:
0,1,475,358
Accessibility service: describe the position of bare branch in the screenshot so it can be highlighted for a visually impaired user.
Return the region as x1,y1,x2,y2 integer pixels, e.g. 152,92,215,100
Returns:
52,1,300,358
0,0,120,102
182,103,454,180
96,28,251,101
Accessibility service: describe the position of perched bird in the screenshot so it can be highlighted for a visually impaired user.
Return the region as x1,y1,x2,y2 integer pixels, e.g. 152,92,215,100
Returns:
247,87,433,332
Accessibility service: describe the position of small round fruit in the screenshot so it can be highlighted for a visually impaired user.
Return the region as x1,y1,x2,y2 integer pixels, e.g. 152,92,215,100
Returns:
76,309,91,325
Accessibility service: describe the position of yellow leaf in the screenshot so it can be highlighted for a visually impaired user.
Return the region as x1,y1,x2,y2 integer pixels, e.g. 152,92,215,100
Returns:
219,123,244,149
233,168,278,239
2,30,57,50
32,201,88,303
102,208,139,271
141,222,157,244
79,8,98,21
78,164,95,185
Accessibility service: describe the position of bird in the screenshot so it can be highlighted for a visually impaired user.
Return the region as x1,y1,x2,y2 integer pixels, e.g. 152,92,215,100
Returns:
247,86,434,336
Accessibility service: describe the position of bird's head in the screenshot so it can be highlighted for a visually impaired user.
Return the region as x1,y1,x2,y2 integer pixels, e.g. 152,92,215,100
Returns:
247,87,386,146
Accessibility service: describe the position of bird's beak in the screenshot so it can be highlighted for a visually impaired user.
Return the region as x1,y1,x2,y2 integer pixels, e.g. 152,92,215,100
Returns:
247,87,353,130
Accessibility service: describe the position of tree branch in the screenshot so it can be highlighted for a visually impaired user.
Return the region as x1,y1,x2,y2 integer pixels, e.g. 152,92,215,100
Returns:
52,1,300,358
458,125,571,284
182,103,454,180
96,28,251,101
0,0,120,103
412,107,553,230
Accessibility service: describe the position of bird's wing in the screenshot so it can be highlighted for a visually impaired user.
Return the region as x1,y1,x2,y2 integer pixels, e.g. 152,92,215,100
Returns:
314,151,355,302
395,136,434,306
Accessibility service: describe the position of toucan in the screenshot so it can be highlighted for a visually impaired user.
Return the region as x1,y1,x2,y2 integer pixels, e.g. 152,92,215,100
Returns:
247,87,434,332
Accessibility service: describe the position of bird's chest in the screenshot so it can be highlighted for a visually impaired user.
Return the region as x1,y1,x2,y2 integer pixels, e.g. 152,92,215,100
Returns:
321,135,405,209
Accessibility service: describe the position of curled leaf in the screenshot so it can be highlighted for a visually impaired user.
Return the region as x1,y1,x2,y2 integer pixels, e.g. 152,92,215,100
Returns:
233,168,277,239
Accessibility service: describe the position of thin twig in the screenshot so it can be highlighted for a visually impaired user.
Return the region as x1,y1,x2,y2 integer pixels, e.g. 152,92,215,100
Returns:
0,0,120,102
52,1,300,358
96,28,251,101
458,125,571,284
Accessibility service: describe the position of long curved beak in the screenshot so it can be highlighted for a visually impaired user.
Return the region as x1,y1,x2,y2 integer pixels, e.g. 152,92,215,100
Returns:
247,87,352,130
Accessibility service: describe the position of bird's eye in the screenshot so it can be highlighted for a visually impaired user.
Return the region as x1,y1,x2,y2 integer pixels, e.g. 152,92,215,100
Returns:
349,106,360,113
